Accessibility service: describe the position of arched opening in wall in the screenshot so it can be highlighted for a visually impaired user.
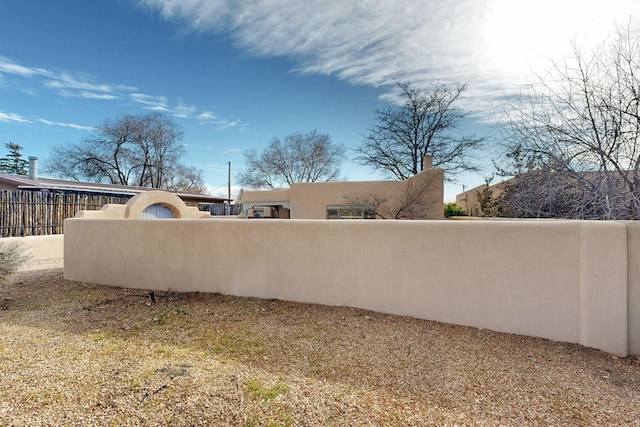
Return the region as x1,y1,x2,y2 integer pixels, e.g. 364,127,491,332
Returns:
141,204,175,219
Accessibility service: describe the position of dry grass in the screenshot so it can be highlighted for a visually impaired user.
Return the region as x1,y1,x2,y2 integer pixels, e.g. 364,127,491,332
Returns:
1,264,640,426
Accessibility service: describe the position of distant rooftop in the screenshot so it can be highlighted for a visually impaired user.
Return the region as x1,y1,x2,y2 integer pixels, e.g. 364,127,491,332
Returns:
0,173,228,204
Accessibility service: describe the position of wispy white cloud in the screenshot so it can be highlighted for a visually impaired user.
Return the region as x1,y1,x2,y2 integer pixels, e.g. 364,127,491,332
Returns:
215,119,243,131
174,98,198,118
55,89,118,100
0,56,241,128
39,118,94,131
45,72,114,93
197,109,246,131
0,56,52,78
197,111,217,121
1,104,89,131
139,0,640,119
0,110,31,123
130,93,170,111
0,57,124,100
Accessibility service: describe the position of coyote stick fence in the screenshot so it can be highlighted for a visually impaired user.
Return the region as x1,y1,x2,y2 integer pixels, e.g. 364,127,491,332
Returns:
0,190,129,237
0,190,243,237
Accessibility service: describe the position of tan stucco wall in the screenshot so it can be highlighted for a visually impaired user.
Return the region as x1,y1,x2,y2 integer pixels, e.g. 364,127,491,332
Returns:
64,218,633,356
456,183,507,217
626,222,640,356
289,180,396,219
578,222,628,353
290,168,443,219
241,169,444,220
241,189,291,204
456,184,486,217
4,234,64,260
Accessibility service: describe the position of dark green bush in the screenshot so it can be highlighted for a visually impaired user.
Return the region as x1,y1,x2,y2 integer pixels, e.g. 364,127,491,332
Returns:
444,202,467,218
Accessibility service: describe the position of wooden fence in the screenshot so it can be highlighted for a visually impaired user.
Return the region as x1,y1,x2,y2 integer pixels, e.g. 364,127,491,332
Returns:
0,190,244,237
201,203,243,216
0,190,131,237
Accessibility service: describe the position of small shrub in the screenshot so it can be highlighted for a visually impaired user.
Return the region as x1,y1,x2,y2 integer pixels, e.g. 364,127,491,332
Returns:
0,241,30,283
444,202,466,218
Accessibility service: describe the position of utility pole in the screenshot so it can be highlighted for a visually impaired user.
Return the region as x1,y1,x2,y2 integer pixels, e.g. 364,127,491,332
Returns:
228,161,231,203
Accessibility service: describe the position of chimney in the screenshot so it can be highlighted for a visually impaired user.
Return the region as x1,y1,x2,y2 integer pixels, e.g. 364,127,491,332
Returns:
423,155,433,169
28,156,38,180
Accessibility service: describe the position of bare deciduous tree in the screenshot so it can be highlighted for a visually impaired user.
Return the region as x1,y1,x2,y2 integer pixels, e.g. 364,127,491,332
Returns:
238,130,345,189
354,81,484,181
499,26,640,219
45,112,204,191
165,164,208,194
342,173,439,219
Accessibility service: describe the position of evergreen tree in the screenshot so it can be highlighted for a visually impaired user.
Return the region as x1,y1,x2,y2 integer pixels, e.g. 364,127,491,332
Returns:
0,142,28,175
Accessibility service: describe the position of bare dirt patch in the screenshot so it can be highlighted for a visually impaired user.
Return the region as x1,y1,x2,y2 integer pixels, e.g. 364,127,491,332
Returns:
1,267,640,426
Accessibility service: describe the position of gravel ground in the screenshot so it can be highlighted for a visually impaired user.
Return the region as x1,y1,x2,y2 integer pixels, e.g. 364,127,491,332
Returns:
16,258,64,271
1,260,640,426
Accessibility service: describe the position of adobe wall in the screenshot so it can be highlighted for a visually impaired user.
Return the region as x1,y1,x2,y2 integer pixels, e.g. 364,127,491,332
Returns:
456,184,486,217
456,182,507,217
242,188,291,204
241,168,444,220
3,234,64,260
75,190,210,219
625,222,640,356
291,168,444,219
64,217,633,356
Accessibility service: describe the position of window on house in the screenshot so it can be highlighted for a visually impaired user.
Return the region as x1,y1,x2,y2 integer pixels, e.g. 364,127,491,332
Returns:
141,204,174,219
327,205,376,219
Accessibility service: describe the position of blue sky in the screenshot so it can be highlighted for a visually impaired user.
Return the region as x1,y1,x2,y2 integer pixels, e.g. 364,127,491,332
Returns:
1,0,639,201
